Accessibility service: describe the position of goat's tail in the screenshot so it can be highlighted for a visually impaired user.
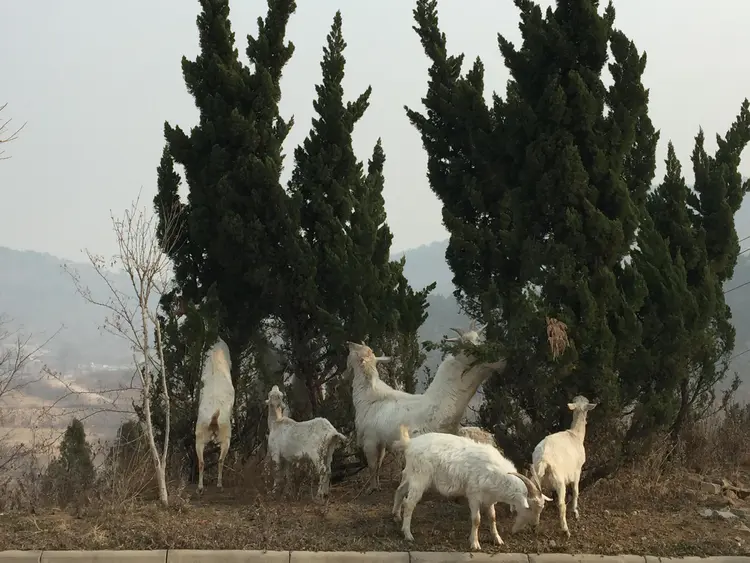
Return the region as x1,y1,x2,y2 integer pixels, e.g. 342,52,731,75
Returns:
534,459,549,482
209,409,221,433
391,424,411,453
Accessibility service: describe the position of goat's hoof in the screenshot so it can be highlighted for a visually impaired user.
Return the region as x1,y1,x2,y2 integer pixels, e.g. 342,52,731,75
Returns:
494,536,504,546
197,487,204,496
404,533,415,542
470,542,482,551
393,513,402,523
562,529,571,538
573,510,579,520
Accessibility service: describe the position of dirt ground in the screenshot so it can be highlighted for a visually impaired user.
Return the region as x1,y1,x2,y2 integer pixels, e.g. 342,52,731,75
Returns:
1,459,749,556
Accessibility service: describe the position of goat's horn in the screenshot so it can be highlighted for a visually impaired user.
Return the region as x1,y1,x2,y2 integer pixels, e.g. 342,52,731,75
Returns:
529,465,542,490
449,327,463,337
477,323,488,334
510,471,540,497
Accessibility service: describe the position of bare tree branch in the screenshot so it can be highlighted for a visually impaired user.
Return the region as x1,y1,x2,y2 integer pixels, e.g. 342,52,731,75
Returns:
62,190,185,506
0,103,26,160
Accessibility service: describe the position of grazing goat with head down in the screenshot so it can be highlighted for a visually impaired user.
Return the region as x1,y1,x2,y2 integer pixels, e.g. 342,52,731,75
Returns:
391,425,551,551
265,384,347,500
346,321,507,493
195,336,235,493
532,395,597,537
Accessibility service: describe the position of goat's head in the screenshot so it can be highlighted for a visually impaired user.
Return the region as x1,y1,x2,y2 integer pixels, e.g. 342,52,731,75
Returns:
510,465,552,532
568,395,597,415
345,341,392,375
264,384,285,409
443,319,488,348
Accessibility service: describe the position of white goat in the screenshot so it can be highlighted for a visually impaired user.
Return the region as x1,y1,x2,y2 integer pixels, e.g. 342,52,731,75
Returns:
265,385,347,500
195,336,235,493
347,323,506,492
391,425,551,551
532,395,597,537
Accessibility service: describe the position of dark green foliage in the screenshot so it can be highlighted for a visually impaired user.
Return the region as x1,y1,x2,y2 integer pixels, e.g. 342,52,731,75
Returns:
623,102,750,451
153,0,298,456
283,11,431,422
407,0,750,475
407,0,656,466
43,418,95,505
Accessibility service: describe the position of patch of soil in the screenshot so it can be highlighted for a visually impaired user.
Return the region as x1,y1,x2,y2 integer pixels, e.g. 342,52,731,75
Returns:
0,462,748,556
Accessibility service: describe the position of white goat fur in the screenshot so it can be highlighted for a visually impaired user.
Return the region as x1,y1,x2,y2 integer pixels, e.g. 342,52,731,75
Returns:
195,336,235,493
532,395,597,537
347,326,506,492
392,426,550,551
265,385,346,499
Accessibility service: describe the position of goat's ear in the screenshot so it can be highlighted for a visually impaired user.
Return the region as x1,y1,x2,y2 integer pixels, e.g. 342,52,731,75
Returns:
264,398,270,405
375,356,392,363
542,494,553,502
522,497,530,509
567,402,577,411
585,402,597,411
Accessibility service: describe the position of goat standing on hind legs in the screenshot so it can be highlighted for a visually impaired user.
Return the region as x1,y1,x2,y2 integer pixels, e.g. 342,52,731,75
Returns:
195,337,235,494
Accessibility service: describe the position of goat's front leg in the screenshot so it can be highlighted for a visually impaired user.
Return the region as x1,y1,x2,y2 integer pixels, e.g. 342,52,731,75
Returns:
315,462,330,501
468,498,482,551
400,484,425,543
486,503,503,545
571,474,580,519
271,457,284,494
556,482,570,537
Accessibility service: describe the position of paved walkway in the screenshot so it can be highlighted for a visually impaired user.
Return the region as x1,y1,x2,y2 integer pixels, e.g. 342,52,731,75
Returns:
1,552,749,562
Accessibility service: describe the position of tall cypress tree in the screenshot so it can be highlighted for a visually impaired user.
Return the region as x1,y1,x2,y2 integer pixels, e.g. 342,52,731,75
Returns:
407,0,656,465
283,10,371,417
284,12,431,418
153,0,299,455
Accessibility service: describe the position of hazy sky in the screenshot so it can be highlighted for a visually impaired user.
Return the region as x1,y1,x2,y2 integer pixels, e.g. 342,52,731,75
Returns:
1,0,749,263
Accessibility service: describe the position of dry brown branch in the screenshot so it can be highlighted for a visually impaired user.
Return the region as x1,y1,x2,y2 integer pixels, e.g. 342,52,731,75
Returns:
0,103,26,160
546,316,569,360
63,190,185,506
0,317,65,473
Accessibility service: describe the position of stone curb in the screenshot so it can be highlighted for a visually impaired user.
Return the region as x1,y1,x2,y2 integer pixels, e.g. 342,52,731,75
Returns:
0,552,749,562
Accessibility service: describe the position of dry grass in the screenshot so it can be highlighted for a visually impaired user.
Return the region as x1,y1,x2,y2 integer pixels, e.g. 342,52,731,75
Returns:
0,452,748,556
2,404,750,555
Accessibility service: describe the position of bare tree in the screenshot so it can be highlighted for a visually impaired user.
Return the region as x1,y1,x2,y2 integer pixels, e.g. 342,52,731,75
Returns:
0,103,26,160
64,192,184,506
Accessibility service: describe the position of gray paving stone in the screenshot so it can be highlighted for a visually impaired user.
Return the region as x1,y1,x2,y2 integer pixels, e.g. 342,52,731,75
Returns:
41,551,167,562
167,550,289,562
410,552,530,562
289,552,409,562
0,551,42,563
